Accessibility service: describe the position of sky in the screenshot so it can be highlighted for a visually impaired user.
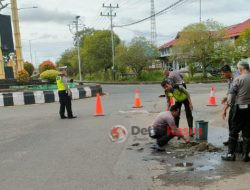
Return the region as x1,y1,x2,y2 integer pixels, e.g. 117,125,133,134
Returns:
0,0,250,67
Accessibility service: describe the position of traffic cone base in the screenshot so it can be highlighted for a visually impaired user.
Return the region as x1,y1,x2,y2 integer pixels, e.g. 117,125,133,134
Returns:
95,93,105,116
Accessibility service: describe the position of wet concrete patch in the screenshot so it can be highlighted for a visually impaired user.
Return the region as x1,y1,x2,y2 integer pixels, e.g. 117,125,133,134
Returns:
134,140,250,188
169,141,223,152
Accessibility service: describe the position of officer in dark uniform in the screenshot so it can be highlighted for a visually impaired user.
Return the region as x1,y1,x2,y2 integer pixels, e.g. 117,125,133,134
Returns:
220,65,235,145
222,61,250,162
57,66,76,119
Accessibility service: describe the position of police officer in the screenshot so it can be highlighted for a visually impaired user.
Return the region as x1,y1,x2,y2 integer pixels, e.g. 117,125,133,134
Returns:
161,80,194,137
164,69,187,89
149,105,190,151
222,61,250,162
220,65,235,145
57,66,76,119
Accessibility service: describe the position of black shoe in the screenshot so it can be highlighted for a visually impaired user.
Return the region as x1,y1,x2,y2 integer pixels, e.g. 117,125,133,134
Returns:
221,153,236,161
151,144,165,152
60,116,67,119
223,141,229,146
242,153,250,162
68,116,77,119
189,131,195,138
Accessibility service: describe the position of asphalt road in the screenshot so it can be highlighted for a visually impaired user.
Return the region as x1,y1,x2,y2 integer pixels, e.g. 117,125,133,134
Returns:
0,83,233,190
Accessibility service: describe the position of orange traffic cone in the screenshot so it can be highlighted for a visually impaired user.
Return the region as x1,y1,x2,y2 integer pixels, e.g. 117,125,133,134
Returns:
95,93,104,116
207,85,217,106
170,97,175,106
133,89,143,108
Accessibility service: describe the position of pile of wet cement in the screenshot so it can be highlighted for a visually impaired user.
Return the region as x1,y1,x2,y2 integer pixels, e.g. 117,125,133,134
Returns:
169,142,223,152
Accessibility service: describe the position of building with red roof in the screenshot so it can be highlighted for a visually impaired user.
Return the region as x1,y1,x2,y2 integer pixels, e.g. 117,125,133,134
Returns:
158,18,250,70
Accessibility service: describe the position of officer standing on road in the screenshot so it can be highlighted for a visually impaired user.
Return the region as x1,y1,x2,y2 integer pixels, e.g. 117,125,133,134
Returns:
164,69,187,89
222,61,250,162
161,80,194,137
57,66,77,119
220,65,235,146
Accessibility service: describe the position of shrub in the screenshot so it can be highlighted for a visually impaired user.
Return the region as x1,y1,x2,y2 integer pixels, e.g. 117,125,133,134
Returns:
39,60,56,74
139,70,163,81
16,70,30,83
40,70,59,83
24,62,35,76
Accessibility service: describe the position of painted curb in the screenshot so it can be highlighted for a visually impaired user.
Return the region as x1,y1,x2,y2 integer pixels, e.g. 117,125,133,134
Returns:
0,85,102,107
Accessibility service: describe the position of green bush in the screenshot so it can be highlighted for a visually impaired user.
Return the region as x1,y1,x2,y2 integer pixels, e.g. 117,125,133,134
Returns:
16,70,30,83
40,70,59,83
139,70,163,81
39,60,56,74
24,62,35,76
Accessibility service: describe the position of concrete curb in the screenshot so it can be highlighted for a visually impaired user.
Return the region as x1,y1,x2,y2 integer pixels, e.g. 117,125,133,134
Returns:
79,80,225,85
0,85,102,107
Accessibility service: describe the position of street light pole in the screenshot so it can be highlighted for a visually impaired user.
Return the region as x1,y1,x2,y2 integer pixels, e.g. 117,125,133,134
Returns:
75,16,82,81
110,8,115,81
29,40,33,64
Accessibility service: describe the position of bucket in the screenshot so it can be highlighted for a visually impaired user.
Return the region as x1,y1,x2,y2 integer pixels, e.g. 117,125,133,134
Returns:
195,120,208,140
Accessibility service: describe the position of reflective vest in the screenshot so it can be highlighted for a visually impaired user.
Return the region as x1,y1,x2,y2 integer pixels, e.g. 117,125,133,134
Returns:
56,75,66,91
167,89,188,102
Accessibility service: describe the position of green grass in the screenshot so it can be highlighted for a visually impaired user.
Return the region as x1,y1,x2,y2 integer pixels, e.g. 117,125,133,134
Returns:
184,75,223,83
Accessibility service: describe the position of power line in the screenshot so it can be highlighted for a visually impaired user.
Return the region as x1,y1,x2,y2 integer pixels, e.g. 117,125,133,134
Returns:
117,26,175,38
115,0,188,27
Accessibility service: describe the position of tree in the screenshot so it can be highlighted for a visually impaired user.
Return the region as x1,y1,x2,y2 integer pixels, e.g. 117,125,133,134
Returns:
83,30,120,78
236,27,250,58
171,20,226,77
115,43,129,77
75,27,96,47
57,48,78,76
24,61,35,76
116,37,159,79
39,60,56,74
210,42,242,66
16,70,30,83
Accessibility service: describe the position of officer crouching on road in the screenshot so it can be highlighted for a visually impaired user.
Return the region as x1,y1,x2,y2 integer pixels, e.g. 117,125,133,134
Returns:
57,66,77,119
148,105,190,151
222,61,250,162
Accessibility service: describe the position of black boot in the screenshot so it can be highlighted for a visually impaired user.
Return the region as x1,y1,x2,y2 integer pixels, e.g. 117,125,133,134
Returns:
221,138,237,161
242,138,250,162
223,140,229,146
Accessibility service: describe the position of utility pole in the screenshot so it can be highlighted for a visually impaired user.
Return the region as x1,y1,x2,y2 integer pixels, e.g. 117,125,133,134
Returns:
150,0,157,46
101,3,119,81
74,16,82,81
34,51,37,67
11,0,24,72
